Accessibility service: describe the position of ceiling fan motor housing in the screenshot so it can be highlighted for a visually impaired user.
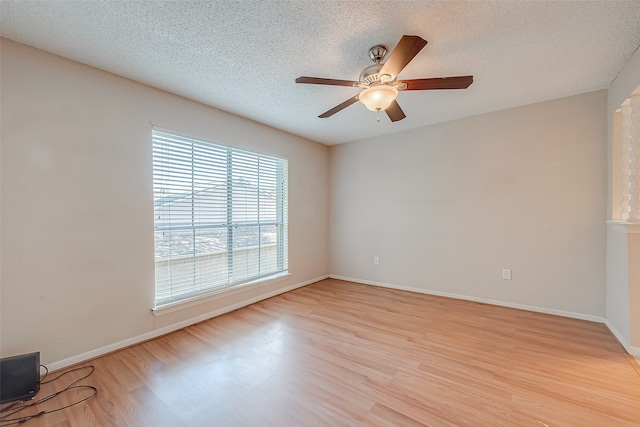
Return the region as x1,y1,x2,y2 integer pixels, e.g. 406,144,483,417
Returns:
360,45,394,86
359,63,385,85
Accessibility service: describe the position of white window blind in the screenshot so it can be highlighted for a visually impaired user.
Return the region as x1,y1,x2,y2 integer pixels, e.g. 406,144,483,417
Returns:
152,130,288,307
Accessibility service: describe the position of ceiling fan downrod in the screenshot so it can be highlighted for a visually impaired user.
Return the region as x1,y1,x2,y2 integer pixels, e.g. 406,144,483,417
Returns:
368,45,388,63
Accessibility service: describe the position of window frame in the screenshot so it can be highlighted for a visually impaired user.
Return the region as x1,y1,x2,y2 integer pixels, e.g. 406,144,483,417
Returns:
151,129,289,311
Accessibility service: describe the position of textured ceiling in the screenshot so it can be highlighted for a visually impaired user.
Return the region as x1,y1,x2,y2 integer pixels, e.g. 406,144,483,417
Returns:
1,1,640,145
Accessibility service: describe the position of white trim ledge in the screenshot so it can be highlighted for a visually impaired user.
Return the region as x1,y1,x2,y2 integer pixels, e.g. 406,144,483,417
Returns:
329,274,605,323
46,274,328,371
152,272,292,316
607,220,640,233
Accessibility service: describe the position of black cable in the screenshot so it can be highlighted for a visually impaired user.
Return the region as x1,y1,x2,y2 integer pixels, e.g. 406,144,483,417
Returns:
40,365,90,385
0,366,94,417
0,403,19,414
0,365,97,426
38,365,48,384
0,387,97,426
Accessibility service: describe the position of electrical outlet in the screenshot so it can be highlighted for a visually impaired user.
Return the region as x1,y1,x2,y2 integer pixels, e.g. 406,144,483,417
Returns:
502,269,512,280
373,256,380,265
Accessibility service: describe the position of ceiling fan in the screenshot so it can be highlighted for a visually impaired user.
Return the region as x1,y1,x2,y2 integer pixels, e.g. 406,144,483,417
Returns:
295,35,473,122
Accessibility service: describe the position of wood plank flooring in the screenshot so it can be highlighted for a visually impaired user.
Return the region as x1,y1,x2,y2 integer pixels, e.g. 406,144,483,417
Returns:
5,279,640,426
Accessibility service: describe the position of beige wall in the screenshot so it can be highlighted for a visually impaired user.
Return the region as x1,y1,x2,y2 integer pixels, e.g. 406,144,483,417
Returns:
330,91,607,318
0,39,330,366
606,229,630,342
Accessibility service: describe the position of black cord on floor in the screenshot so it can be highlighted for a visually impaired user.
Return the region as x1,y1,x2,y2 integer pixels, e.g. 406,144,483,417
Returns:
0,365,97,426
38,365,48,384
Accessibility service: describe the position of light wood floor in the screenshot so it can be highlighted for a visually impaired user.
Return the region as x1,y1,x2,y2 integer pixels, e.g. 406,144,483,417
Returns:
8,279,640,426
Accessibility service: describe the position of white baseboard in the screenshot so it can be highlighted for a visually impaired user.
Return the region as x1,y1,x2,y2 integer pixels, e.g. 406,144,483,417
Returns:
47,275,328,371
605,319,630,352
328,275,640,358
328,275,606,324
48,274,639,370
604,320,640,358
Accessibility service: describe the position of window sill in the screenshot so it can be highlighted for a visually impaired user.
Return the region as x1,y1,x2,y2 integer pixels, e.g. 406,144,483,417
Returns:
607,220,640,234
151,271,291,316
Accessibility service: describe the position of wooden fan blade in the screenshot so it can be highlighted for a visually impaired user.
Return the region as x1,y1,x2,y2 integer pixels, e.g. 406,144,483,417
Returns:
385,100,406,122
399,75,474,91
319,95,360,118
296,76,359,87
379,35,428,78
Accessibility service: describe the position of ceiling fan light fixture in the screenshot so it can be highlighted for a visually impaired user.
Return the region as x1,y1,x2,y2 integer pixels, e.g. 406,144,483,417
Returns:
359,85,398,111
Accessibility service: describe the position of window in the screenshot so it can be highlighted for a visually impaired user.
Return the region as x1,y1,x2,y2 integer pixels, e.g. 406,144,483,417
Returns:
152,130,288,307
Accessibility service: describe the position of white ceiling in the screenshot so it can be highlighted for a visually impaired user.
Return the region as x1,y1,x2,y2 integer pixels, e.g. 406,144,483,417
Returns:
1,1,640,145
